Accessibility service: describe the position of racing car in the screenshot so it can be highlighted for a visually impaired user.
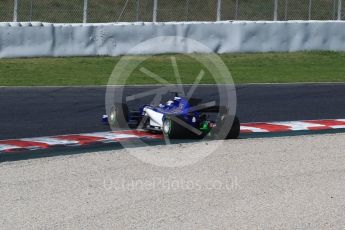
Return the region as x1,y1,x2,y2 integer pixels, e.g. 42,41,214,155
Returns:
103,95,240,139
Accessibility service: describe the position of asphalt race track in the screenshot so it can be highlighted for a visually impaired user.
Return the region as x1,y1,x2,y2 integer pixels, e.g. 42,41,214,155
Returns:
0,83,344,140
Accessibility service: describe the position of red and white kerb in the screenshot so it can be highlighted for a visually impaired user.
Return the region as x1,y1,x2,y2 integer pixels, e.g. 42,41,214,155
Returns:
0,119,344,153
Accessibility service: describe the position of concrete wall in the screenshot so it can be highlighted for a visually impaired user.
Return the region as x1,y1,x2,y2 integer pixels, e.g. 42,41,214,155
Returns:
0,21,345,58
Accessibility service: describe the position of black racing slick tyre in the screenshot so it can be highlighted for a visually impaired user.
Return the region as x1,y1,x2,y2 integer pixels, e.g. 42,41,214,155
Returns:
162,118,184,139
214,115,240,140
225,116,240,139
108,103,129,128
162,117,202,139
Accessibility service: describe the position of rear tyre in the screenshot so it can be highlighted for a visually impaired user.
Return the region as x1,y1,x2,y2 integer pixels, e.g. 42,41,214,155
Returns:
108,103,129,128
225,116,240,139
162,118,183,139
213,115,240,140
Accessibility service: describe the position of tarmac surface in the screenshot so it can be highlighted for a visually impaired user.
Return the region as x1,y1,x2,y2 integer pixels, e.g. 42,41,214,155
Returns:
1,83,344,140
1,133,345,229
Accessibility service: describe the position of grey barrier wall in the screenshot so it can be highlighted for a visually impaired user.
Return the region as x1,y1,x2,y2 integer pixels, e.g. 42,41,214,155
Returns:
0,21,345,58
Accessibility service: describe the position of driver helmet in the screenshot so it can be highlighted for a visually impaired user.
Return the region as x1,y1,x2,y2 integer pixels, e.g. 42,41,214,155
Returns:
166,100,174,106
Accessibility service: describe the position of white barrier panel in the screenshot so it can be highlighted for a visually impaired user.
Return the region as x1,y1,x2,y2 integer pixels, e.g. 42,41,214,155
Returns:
1,21,345,58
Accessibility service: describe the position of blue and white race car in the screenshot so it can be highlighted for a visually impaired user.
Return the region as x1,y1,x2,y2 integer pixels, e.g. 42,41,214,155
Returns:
103,95,240,139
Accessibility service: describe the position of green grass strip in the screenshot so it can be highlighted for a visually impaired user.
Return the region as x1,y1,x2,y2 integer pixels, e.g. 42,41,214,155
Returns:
0,52,344,86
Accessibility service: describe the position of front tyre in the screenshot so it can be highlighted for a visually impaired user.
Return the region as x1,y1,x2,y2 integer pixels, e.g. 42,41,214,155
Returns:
108,103,129,128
